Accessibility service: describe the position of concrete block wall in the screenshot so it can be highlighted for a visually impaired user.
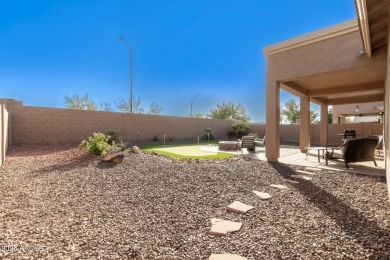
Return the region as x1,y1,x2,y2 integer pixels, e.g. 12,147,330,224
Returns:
5,100,246,144
0,103,10,166
0,100,384,157
0,104,3,166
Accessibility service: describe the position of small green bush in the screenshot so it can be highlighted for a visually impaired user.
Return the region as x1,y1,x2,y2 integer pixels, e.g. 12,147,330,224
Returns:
232,122,250,138
203,128,215,140
227,130,238,140
106,131,120,146
152,135,159,142
79,132,111,156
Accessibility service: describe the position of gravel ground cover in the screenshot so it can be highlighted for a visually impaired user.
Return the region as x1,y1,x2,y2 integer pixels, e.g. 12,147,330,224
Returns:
0,144,389,259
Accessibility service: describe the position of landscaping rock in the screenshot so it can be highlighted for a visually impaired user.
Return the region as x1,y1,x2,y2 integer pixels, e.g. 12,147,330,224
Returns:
209,253,248,260
102,154,125,163
131,146,141,154
2,144,390,259
210,218,242,236
253,190,272,199
226,201,254,213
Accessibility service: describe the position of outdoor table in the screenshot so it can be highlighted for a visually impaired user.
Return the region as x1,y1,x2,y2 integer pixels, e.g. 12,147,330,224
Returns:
305,147,337,165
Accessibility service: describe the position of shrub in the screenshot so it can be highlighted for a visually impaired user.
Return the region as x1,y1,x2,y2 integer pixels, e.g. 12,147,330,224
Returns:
203,128,215,140
227,130,238,140
152,135,159,142
106,131,120,146
232,122,250,138
168,136,173,142
79,132,111,156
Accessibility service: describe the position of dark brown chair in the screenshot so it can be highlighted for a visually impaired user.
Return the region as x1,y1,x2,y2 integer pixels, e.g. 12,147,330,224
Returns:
328,138,378,169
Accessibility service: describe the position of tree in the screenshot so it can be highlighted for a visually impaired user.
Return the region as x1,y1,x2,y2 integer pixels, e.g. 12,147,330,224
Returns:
99,102,112,111
281,99,299,124
148,102,163,115
208,102,250,122
116,96,144,114
63,93,97,110
281,99,319,124
190,113,204,118
328,106,333,123
310,110,319,124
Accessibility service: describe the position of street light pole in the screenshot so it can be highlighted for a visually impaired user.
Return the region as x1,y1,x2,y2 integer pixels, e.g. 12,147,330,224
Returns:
190,94,199,117
119,36,133,113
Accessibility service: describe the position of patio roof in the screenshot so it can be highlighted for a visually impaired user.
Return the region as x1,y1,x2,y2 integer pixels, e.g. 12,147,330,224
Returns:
264,19,386,106
355,0,390,57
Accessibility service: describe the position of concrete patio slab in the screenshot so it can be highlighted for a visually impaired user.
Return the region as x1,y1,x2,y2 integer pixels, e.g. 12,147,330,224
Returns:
270,184,289,189
291,175,313,181
253,190,272,199
209,253,248,260
305,167,322,171
285,179,300,184
210,218,242,236
200,146,385,177
226,201,254,213
296,170,317,175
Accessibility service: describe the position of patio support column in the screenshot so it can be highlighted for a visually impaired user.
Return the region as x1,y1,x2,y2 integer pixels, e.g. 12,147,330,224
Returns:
266,80,280,161
385,12,390,202
299,96,310,152
320,104,328,146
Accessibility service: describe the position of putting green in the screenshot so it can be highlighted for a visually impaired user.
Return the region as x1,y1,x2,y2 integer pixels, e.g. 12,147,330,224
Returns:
153,145,217,156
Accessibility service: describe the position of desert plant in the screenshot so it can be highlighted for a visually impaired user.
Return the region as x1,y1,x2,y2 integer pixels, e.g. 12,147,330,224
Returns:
227,130,238,140
232,122,250,138
203,128,215,140
106,131,120,146
79,132,111,156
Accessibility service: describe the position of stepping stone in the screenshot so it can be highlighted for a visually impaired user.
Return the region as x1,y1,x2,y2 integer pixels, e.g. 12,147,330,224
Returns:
285,179,300,184
291,175,312,181
209,253,248,260
305,167,322,171
253,190,272,199
296,170,317,176
226,201,254,213
270,184,289,189
210,218,242,236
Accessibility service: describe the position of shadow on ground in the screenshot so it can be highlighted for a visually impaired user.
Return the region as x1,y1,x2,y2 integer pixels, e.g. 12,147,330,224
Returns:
270,162,390,259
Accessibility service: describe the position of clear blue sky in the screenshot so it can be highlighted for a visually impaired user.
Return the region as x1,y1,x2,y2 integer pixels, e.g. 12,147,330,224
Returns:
0,0,356,122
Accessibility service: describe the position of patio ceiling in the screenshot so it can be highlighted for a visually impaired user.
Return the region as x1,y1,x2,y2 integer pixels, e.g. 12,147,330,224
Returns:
356,0,390,57
281,62,386,105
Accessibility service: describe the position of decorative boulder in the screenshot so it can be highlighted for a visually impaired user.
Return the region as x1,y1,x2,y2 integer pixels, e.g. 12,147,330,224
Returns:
102,154,125,164
131,146,141,154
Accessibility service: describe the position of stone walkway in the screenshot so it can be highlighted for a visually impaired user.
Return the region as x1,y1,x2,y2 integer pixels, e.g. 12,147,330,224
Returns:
209,166,321,259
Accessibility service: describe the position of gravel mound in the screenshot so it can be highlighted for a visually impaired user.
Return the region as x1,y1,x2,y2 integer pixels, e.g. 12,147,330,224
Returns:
0,144,389,259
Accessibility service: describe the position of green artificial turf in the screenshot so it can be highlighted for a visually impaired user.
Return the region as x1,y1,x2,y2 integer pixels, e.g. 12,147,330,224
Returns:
142,143,234,159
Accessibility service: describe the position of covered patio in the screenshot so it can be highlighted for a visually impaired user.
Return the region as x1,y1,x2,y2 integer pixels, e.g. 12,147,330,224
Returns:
263,0,390,200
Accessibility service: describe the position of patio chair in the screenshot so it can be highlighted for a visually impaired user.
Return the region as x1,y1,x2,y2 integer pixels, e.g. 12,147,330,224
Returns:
238,134,256,153
254,135,265,147
327,138,378,169
367,135,383,155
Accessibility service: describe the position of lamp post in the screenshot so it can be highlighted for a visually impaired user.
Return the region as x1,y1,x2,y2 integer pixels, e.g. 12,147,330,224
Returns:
190,94,199,117
119,36,133,113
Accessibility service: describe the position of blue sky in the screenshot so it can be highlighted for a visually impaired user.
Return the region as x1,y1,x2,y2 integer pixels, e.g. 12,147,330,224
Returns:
0,0,356,122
